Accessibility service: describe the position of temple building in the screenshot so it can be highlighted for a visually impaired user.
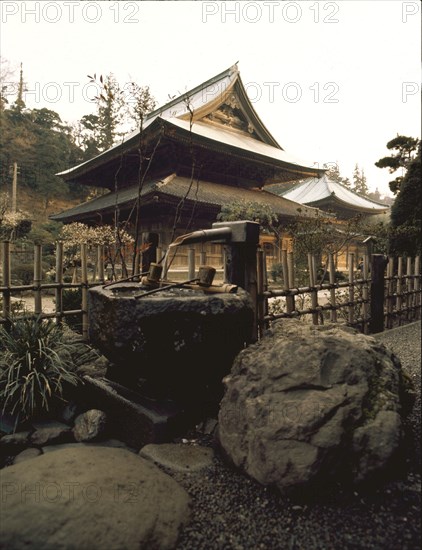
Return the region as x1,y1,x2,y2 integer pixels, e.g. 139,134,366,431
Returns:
271,174,390,220
51,64,324,271
268,174,390,268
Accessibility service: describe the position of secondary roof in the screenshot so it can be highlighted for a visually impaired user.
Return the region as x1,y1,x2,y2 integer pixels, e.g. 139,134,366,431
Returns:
271,174,390,216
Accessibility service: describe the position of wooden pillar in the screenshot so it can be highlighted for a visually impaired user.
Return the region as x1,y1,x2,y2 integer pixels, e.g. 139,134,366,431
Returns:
219,222,259,342
55,241,64,326
329,253,337,323
33,244,42,315
188,248,195,280
282,249,294,314
81,243,88,341
369,254,387,334
348,252,355,325
1,241,11,321
308,253,318,325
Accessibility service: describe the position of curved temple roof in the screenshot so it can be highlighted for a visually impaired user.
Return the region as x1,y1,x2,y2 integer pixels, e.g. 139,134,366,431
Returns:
50,174,321,224
57,64,321,182
276,174,390,214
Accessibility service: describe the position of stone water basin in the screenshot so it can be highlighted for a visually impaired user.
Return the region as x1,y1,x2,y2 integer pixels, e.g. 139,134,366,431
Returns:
88,283,254,402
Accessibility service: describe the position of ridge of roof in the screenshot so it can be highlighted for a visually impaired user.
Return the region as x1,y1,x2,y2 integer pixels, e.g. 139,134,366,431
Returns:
145,63,239,122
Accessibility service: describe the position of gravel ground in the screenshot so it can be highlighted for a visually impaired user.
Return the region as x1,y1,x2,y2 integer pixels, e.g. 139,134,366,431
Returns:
173,321,421,550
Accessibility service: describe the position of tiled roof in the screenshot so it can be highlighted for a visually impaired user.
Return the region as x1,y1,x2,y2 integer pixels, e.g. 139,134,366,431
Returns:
57,64,321,181
51,174,319,223
273,175,390,213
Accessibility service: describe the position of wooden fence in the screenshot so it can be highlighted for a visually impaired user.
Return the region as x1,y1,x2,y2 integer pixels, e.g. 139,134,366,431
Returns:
257,250,421,335
1,240,421,341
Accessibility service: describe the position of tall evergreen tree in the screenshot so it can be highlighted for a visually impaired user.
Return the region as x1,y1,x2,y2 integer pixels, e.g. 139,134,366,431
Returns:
352,163,369,195
324,163,351,188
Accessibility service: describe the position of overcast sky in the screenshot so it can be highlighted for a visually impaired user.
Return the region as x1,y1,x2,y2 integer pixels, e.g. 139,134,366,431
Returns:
1,0,420,196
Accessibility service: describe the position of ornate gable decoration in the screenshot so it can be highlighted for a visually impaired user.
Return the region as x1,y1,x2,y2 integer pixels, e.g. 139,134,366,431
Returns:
203,92,259,139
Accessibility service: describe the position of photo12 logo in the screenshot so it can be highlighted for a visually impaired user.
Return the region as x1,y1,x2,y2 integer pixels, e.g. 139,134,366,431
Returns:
201,80,340,105
202,1,340,24
402,2,420,23
1,2,140,24
1,80,151,106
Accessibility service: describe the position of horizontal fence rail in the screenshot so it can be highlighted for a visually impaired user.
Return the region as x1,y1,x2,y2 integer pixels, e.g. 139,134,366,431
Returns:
1,240,421,341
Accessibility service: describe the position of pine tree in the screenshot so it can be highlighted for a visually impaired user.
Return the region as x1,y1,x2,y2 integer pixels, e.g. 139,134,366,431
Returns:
324,163,351,188
389,142,421,255
375,135,420,195
352,164,369,195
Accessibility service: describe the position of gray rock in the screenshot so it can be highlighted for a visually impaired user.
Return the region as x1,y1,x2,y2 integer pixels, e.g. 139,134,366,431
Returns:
0,446,190,550
30,422,73,446
59,402,79,424
140,443,214,473
73,409,106,442
42,439,136,454
13,448,43,464
218,320,406,492
0,431,31,450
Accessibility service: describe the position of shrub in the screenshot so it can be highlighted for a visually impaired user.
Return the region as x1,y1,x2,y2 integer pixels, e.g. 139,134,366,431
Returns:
61,288,83,333
270,262,283,282
0,316,93,426
11,263,36,285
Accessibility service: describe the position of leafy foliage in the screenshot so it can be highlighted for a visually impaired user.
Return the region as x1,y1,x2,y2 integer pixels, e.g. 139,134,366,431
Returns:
375,135,420,194
87,72,156,150
217,200,283,249
59,222,134,279
0,317,93,424
285,212,365,283
0,193,32,240
389,143,421,255
61,289,83,333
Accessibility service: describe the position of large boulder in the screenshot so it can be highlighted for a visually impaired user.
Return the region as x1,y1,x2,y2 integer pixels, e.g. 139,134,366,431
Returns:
0,446,190,549
218,320,408,493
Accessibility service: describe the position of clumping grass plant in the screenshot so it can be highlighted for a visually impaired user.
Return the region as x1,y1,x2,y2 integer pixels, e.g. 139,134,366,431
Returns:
0,316,94,425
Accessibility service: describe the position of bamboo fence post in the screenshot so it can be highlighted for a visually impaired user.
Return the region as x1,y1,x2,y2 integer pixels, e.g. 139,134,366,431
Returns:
81,243,88,340
97,245,105,282
414,256,420,320
308,253,318,325
257,248,265,338
134,248,141,281
1,241,11,320
362,254,369,333
348,252,355,325
55,241,64,326
406,256,412,320
263,249,269,318
200,250,207,266
281,249,294,314
386,256,394,329
369,254,387,333
188,248,195,280
328,253,337,323
287,251,295,313
33,244,42,315
396,256,403,325
223,248,228,284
